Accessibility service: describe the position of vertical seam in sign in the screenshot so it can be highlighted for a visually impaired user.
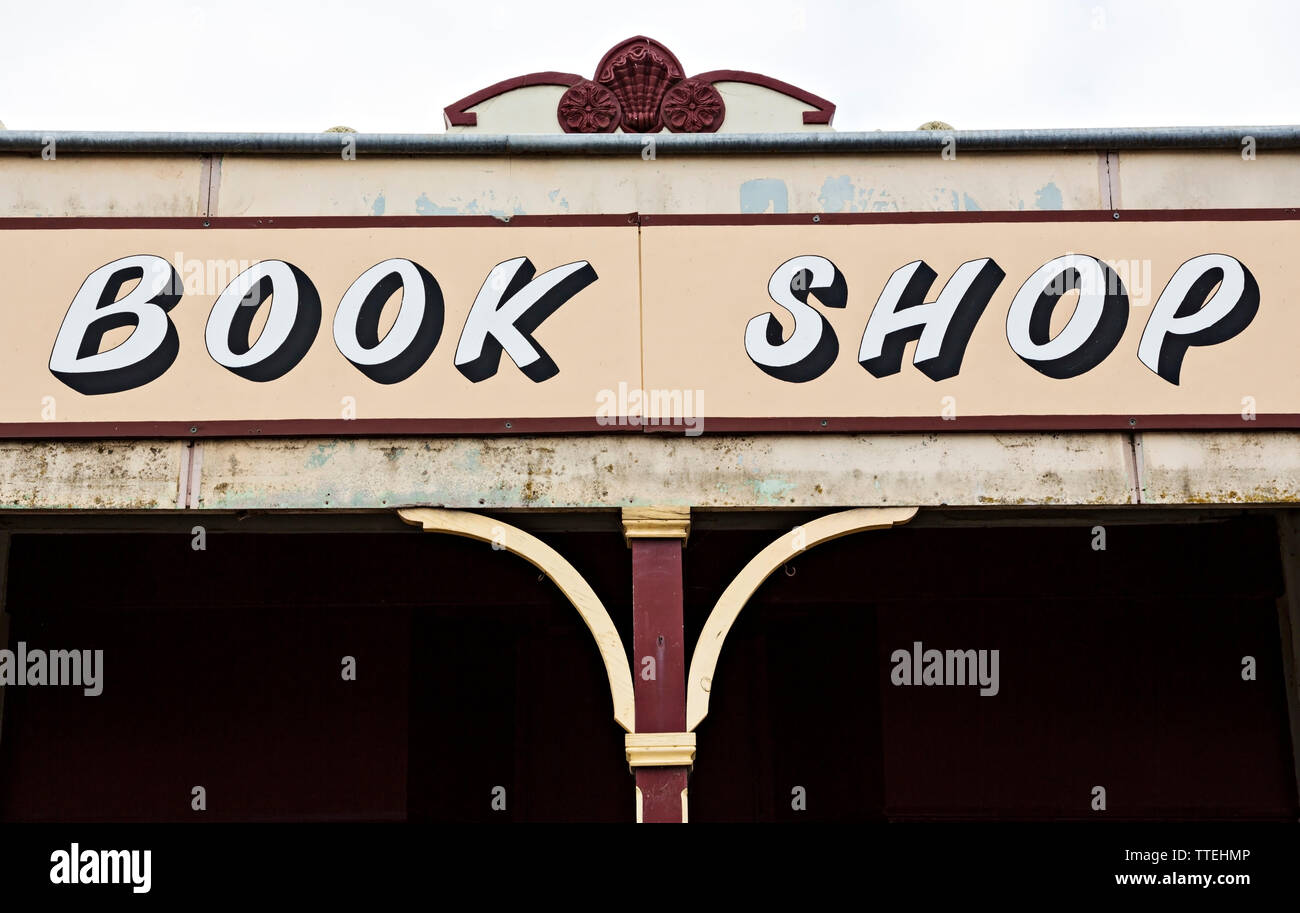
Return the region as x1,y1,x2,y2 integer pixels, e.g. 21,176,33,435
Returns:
187,443,204,509
635,213,646,432
206,154,223,217
198,154,213,217
1098,150,1122,210
1098,151,1112,209
1106,151,1122,210
177,441,193,509
1125,431,1146,504
1131,431,1145,503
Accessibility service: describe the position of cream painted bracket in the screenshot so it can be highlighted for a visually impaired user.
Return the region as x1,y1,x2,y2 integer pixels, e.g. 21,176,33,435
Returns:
399,506,919,738
686,506,918,731
399,507,636,732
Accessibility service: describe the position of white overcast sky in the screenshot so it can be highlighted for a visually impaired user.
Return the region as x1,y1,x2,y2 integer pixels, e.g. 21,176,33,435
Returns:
0,0,1295,133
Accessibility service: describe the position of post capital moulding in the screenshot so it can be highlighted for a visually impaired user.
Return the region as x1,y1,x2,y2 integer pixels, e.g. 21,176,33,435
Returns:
621,506,692,545
625,731,697,768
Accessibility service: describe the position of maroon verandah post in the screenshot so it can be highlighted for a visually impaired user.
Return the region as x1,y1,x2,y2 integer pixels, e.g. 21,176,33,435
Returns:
622,507,694,823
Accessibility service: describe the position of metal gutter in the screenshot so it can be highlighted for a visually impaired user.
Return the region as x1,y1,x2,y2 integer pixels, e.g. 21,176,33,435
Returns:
0,126,1296,155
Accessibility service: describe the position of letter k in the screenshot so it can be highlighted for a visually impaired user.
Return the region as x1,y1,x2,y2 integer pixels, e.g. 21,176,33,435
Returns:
454,256,597,382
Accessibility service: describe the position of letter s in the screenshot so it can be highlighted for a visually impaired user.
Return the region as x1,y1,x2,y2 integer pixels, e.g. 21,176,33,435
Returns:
745,255,847,383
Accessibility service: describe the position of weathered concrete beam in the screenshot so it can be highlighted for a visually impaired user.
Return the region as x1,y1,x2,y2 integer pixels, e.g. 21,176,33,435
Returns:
1,432,1296,512
1140,432,1300,504
194,433,1135,510
0,440,185,509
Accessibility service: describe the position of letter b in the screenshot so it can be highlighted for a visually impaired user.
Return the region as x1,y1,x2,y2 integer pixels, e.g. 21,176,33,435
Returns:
50,255,182,394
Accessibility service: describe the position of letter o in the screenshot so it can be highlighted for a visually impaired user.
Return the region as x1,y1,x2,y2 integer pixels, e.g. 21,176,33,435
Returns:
205,260,321,382
1006,254,1128,379
334,259,444,384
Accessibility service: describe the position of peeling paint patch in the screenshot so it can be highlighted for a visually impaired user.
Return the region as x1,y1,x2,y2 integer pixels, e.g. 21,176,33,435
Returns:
1034,182,1064,210
740,178,789,213
818,175,855,212
931,188,961,210
414,193,459,216
372,192,386,216
489,204,527,220
963,193,982,211
859,187,899,212
547,189,571,212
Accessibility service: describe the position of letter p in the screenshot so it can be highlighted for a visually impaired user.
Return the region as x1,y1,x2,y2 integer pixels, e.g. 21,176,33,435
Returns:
1138,254,1259,385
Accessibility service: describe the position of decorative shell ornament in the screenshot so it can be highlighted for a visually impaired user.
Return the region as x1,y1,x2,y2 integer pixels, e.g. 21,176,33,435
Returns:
505,34,834,134
593,37,684,133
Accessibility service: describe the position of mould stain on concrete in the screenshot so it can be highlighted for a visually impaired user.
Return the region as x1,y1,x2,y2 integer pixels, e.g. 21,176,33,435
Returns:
753,477,796,504
306,441,339,468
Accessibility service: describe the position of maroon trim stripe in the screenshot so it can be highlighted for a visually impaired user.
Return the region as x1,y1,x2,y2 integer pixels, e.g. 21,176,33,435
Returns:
679,415,1300,432
639,209,1300,225
1,209,1298,230
0,214,641,230
0,418,610,439
0,414,1293,439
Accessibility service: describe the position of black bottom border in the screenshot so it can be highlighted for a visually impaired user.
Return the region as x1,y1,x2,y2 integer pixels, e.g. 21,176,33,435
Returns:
0,821,1294,899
